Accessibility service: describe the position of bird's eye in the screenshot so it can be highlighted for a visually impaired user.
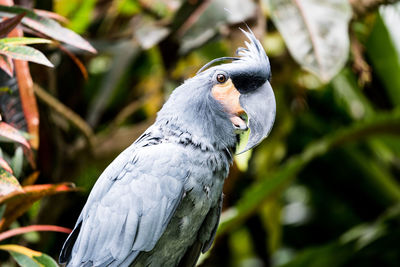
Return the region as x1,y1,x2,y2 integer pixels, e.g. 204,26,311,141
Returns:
216,73,227,83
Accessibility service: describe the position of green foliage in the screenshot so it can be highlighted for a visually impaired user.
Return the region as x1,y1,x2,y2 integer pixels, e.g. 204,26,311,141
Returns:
1,0,400,266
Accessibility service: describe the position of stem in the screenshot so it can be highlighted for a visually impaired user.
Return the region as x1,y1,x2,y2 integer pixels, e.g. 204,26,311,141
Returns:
0,225,71,242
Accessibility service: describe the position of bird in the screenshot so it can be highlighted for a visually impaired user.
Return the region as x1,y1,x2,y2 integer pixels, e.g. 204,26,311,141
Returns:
59,28,276,267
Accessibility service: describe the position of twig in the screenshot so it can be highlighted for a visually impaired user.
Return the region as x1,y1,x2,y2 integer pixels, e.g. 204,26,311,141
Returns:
176,0,212,38
33,83,95,147
109,94,152,131
350,31,371,86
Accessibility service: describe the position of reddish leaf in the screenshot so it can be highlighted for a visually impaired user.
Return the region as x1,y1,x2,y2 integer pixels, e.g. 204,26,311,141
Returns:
0,158,12,173
0,224,71,241
0,121,30,148
0,168,22,197
58,43,88,79
0,5,96,53
0,183,77,230
21,171,39,186
0,12,25,38
0,121,35,168
0,54,13,76
14,49,40,150
7,19,39,154
33,9,69,24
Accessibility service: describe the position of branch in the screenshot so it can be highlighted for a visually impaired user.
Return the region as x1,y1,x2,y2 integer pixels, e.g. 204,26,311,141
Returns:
33,83,95,147
350,0,400,17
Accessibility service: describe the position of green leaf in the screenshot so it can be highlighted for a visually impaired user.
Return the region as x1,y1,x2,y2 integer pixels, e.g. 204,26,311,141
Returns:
0,168,22,197
11,146,23,178
0,42,53,67
0,244,57,267
10,251,40,267
0,204,5,220
366,5,400,106
0,5,96,53
0,37,52,46
218,109,400,236
33,253,58,267
281,242,353,267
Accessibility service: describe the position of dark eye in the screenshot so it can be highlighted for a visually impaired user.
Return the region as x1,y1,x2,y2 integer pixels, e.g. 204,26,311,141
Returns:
216,73,227,83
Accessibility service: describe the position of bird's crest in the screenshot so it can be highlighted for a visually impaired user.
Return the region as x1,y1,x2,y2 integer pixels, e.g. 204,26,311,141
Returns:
197,27,270,78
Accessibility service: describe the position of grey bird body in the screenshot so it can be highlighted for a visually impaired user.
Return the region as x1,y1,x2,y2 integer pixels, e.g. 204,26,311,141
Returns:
60,29,275,267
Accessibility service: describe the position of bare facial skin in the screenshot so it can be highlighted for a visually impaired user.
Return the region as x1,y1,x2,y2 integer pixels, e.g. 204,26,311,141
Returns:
211,78,247,130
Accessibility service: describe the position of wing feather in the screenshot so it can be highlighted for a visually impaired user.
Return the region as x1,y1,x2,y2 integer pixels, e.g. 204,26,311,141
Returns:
60,143,188,266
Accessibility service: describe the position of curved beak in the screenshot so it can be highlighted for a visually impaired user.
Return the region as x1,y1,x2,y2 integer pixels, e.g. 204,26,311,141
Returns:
236,81,276,154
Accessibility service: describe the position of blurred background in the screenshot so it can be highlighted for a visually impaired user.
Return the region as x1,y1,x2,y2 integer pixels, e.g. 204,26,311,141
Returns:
0,0,400,266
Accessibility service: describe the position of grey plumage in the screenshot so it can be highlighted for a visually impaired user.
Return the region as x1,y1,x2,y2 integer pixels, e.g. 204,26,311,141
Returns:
60,28,275,267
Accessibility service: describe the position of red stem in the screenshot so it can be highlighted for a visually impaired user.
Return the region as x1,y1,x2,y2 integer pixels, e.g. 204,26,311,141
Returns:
0,225,72,241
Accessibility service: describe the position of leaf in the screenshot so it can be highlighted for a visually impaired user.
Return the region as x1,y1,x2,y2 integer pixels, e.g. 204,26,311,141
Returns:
0,37,52,45
0,168,22,197
0,42,53,67
366,3,400,106
0,121,30,148
0,53,13,76
0,12,25,38
0,204,5,220
0,5,96,53
33,9,69,24
21,171,39,186
280,242,353,267
11,146,23,177
0,121,35,168
10,251,40,267
0,244,58,267
0,157,13,173
0,183,76,230
14,56,40,150
268,0,352,82
217,109,400,236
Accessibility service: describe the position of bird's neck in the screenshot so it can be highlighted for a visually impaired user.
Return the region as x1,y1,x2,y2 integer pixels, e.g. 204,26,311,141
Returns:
153,118,236,154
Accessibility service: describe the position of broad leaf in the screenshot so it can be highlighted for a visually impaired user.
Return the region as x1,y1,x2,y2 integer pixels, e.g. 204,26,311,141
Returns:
366,3,400,106
0,244,58,267
0,12,25,38
0,5,96,53
268,0,352,82
0,42,53,67
0,168,22,196
0,183,76,230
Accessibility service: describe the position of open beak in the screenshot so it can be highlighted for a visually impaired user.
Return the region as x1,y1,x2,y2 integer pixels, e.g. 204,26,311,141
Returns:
236,81,276,154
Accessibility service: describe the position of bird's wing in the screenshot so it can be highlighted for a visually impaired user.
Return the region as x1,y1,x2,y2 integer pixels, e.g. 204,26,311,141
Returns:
60,142,189,266
177,195,223,267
